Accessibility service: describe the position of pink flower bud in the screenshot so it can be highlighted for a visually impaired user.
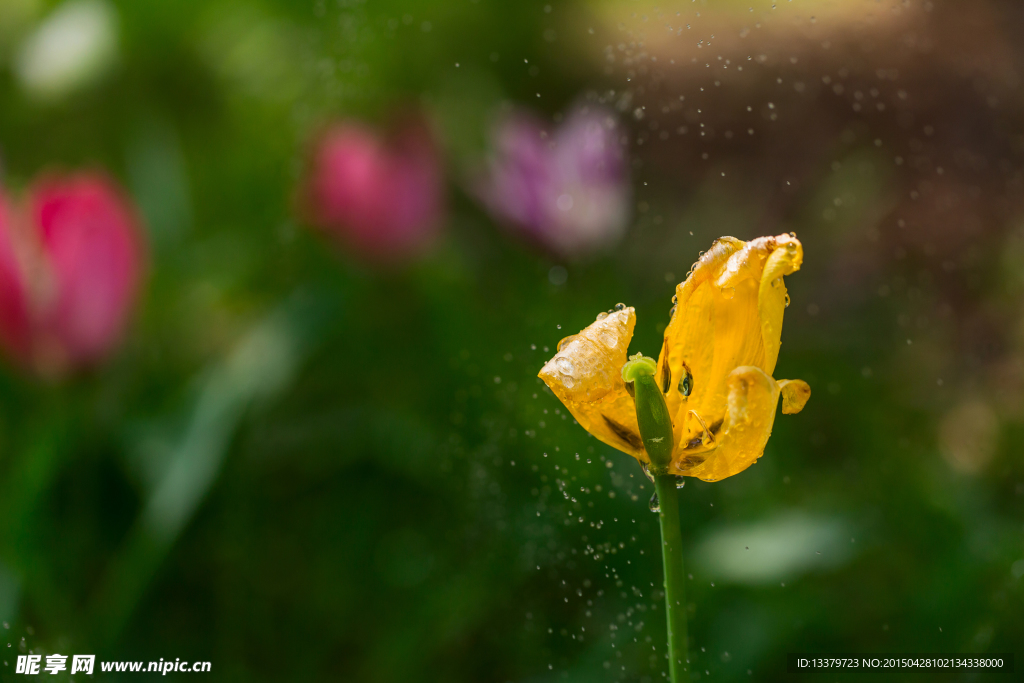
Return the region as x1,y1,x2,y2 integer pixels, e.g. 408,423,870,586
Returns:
304,119,444,263
475,105,631,259
0,194,32,363
0,173,145,376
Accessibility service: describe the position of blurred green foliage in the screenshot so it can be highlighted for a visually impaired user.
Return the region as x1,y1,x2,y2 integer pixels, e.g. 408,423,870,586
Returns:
0,0,1022,681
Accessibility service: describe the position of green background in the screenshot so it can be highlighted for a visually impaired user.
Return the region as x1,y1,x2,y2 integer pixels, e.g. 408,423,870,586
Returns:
0,0,1021,680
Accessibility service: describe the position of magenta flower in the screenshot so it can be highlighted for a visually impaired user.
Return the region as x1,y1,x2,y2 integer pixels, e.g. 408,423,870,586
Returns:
0,173,145,376
476,106,630,258
304,118,444,263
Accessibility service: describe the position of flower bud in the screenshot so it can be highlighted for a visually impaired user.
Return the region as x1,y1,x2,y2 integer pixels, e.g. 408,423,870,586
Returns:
0,194,31,362
0,173,145,376
304,118,443,263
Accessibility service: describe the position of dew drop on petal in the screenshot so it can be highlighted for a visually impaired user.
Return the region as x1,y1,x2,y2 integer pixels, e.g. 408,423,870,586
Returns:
554,356,577,389
649,491,660,512
598,328,619,348
721,286,735,300
679,372,692,396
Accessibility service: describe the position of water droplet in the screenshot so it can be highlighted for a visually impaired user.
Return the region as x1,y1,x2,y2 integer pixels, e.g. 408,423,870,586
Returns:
721,286,735,300
675,476,686,489
557,335,578,351
554,357,575,389
678,370,693,396
640,462,655,482
614,303,626,311
772,277,782,288
669,305,677,318
671,294,678,304
649,491,660,512
598,328,619,348
784,293,791,307
596,311,609,321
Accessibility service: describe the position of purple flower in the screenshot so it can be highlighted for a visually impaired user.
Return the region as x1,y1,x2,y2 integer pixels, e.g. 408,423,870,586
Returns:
476,106,630,258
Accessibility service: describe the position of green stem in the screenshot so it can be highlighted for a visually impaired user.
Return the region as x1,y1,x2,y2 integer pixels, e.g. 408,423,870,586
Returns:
655,474,690,683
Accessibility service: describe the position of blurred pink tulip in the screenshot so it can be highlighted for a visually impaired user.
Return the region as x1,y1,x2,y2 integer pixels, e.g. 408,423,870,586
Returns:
476,105,631,259
305,118,443,262
0,194,31,364
0,173,145,376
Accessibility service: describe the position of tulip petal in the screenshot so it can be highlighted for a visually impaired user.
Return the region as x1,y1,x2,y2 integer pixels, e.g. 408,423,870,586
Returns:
685,365,780,482
658,234,805,478
758,234,803,372
31,175,144,368
0,195,32,362
539,234,808,483
477,107,630,258
306,119,442,262
538,307,646,461
658,237,743,453
778,379,811,414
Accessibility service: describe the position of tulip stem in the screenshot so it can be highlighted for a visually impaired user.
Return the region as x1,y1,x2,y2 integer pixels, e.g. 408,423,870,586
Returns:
655,473,690,683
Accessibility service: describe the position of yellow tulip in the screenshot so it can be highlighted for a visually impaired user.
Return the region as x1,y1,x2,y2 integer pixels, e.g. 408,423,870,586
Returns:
539,233,810,482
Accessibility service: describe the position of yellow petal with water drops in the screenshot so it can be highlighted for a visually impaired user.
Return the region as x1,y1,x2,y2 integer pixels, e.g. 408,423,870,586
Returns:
656,233,806,479
684,366,780,482
538,234,808,482
758,234,803,373
778,379,811,414
538,307,648,462
655,235,806,481
657,237,743,460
